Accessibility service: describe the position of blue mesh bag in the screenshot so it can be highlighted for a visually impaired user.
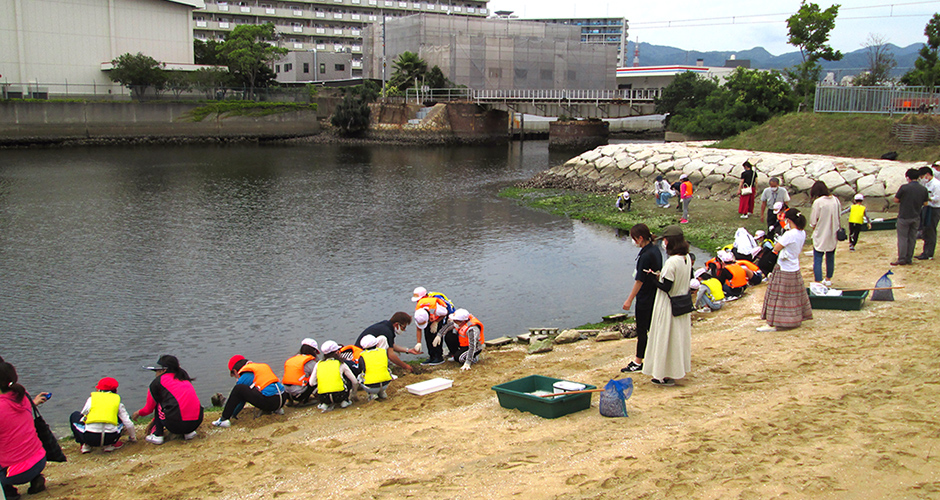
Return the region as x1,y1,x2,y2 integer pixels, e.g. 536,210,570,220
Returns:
599,378,634,418
871,270,894,301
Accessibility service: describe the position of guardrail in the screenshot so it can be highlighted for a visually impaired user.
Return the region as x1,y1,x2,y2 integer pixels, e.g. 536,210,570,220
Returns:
405,88,661,105
814,85,940,115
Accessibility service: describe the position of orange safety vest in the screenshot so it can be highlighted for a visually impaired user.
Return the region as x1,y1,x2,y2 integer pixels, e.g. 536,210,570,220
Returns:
282,354,315,386
681,180,694,197
338,344,363,362
238,362,280,391
457,315,485,347
725,264,748,288
736,260,760,272
705,258,724,274
415,296,447,321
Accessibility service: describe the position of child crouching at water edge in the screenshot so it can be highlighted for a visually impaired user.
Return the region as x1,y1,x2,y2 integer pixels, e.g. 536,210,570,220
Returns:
311,341,359,412
357,335,394,400
70,377,137,454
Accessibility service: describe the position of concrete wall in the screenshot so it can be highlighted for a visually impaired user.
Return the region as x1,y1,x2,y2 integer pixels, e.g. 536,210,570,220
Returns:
0,102,319,144
1,0,198,88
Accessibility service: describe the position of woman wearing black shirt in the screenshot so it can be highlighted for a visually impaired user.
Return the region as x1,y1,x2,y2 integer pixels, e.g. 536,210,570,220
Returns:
738,161,757,219
621,224,663,373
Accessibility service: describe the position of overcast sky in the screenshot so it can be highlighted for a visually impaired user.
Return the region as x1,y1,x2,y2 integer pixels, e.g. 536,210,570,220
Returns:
487,0,939,55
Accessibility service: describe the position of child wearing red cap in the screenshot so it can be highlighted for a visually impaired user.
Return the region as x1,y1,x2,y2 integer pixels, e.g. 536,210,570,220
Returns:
69,377,137,454
212,355,286,428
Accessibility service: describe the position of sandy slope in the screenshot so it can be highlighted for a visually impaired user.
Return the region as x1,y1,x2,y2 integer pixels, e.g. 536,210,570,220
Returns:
38,229,940,500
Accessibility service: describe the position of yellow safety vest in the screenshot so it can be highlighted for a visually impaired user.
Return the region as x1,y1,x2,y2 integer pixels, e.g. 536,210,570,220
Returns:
316,359,345,394
849,204,867,224
86,391,121,425
360,348,392,385
701,278,725,301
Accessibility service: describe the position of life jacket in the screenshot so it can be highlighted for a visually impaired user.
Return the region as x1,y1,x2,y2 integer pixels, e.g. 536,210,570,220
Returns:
736,260,760,272
681,180,694,197
238,362,280,391
457,315,485,347
849,204,867,224
283,354,315,386
427,292,456,316
338,344,363,362
360,348,392,385
416,296,448,321
705,258,725,275
86,391,121,425
316,359,345,394
701,278,725,301
725,264,748,288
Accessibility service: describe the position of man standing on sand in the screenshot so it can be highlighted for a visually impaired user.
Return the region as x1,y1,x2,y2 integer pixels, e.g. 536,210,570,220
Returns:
760,177,790,228
892,168,929,266
915,166,940,260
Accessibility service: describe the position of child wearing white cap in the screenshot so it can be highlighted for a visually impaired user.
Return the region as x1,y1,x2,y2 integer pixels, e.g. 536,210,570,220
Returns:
840,193,871,251
309,341,358,411
282,339,320,406
412,287,454,366
357,335,394,400
443,309,484,370
692,268,723,312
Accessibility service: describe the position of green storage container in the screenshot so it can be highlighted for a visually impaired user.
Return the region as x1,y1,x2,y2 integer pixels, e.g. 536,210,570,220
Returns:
861,218,897,231
492,375,596,419
806,289,869,310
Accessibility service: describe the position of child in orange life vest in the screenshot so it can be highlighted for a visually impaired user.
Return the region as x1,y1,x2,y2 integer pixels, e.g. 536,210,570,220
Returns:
69,377,137,454
840,193,872,251
412,286,452,366
283,338,320,407
715,250,753,298
310,341,359,412
213,356,287,428
357,335,394,400
679,174,694,224
443,309,484,370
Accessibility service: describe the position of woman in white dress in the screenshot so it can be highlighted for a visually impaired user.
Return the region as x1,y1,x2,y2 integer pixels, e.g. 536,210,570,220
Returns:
641,225,693,386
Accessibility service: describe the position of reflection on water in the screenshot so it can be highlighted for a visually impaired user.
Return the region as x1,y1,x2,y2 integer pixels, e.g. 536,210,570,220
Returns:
0,140,686,430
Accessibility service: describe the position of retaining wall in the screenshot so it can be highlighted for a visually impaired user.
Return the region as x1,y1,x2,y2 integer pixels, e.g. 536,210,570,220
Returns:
542,142,928,209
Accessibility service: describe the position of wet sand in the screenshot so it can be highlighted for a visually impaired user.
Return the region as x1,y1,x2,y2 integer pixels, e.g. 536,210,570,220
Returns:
38,228,940,500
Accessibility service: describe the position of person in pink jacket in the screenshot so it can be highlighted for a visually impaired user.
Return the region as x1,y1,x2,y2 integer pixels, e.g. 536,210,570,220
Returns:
0,361,47,499
132,355,204,445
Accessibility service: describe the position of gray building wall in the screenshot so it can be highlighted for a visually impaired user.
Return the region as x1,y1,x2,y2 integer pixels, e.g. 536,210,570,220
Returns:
363,14,616,90
275,51,353,82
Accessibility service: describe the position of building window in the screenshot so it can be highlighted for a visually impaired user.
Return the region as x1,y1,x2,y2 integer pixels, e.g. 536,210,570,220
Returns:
285,63,293,72
335,64,345,71
320,63,326,74
303,62,310,73
514,68,527,80
488,68,502,78
540,69,553,80
276,64,281,73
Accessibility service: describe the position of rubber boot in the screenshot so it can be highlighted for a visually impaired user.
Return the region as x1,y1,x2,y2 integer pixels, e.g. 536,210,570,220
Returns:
3,482,21,500
27,474,46,495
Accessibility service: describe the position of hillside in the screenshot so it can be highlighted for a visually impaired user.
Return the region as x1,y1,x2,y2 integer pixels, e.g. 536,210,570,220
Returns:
714,112,940,162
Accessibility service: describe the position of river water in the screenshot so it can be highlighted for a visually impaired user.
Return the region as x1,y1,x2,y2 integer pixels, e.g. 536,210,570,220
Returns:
0,140,695,430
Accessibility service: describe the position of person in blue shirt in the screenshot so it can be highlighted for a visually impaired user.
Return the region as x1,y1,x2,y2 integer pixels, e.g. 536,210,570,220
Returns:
212,355,286,428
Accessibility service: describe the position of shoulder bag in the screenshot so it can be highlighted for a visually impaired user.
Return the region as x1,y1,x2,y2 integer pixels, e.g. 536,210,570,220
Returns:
32,399,67,462
670,293,694,316
836,227,847,241
741,186,753,196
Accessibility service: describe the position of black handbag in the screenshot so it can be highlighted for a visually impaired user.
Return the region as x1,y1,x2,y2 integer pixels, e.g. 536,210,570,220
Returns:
32,400,67,462
670,293,694,316
836,227,847,241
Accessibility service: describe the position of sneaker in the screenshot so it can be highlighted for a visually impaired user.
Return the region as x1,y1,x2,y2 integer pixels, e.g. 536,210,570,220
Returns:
680,219,688,224
320,404,334,413
849,246,855,251
339,400,352,408
274,407,284,415
212,418,231,428
696,307,712,313
378,389,388,400
651,378,675,386
81,444,92,454
620,361,643,373
756,325,777,332
183,431,198,440
103,441,124,452
740,214,749,219
317,403,328,411
663,204,670,209
822,279,832,287
145,434,164,445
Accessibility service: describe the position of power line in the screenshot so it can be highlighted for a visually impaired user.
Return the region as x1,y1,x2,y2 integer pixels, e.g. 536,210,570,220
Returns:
631,12,936,31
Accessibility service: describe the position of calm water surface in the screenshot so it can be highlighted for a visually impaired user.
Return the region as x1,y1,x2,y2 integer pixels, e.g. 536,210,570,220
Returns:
0,140,696,430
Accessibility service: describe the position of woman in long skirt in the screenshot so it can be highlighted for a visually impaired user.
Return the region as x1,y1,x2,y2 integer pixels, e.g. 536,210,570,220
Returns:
759,208,813,332
642,225,693,386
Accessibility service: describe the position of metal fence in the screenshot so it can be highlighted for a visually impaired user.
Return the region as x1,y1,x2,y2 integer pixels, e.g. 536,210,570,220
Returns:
814,85,940,115
405,87,661,105
0,82,312,102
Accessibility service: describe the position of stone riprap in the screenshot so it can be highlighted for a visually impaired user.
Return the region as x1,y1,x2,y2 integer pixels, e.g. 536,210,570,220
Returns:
539,143,930,208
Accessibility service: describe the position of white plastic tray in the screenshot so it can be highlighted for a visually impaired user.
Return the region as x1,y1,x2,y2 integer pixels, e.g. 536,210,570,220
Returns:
406,377,453,396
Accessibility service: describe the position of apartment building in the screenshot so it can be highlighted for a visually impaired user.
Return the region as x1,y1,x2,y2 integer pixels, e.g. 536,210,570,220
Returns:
193,0,489,77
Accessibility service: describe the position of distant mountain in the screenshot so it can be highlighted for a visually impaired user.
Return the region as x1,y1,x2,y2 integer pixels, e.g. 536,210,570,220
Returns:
624,42,923,79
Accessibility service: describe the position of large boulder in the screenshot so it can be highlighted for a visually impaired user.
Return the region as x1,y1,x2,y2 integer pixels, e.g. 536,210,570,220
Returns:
527,338,554,354
594,331,622,342
580,150,602,163
553,329,582,344
818,170,847,190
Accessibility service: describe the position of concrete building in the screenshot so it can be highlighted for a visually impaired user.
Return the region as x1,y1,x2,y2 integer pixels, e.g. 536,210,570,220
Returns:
615,64,737,95
1,0,205,96
193,0,489,78
523,17,628,67
274,51,353,82
362,14,616,90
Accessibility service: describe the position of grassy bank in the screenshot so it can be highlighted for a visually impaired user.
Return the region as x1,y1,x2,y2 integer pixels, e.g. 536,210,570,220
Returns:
499,187,760,253
713,112,940,161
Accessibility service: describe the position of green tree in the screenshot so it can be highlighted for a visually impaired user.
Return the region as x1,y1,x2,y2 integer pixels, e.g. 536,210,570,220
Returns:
108,52,167,101
901,14,940,89
855,34,898,86
164,71,193,98
191,67,233,99
654,71,719,115
221,23,287,99
387,52,428,91
785,1,843,109
331,95,371,136
194,39,225,65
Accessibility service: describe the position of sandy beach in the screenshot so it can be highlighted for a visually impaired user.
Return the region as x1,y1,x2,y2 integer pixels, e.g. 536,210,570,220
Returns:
34,228,940,500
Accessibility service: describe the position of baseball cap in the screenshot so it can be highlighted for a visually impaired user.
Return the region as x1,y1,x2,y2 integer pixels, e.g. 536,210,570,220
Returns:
360,335,378,349
321,341,340,354
451,308,470,322
679,173,689,180
773,201,784,213
301,338,318,350
411,286,427,302
414,309,429,329
228,355,246,372
694,268,708,279
854,193,864,201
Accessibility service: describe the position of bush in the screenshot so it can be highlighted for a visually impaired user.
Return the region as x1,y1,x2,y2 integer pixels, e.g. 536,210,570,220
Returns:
331,96,371,136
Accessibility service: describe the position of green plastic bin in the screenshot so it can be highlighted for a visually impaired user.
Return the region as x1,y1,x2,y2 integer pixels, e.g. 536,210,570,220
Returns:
492,375,596,419
806,289,869,310
861,218,897,231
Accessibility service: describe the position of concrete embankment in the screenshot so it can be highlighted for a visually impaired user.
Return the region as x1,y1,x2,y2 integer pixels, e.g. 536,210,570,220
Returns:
0,102,319,146
530,142,928,209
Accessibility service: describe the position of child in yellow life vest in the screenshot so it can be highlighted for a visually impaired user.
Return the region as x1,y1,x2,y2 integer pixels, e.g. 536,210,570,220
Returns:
69,377,137,454
357,335,394,400
311,341,359,412
692,268,723,312
840,193,871,251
